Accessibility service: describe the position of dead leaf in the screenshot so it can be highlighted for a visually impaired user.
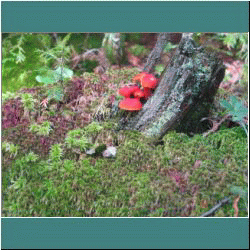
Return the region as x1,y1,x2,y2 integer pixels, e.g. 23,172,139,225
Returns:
40,98,48,108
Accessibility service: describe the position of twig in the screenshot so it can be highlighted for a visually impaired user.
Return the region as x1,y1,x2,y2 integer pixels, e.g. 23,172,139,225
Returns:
233,195,240,217
201,115,231,137
200,197,230,217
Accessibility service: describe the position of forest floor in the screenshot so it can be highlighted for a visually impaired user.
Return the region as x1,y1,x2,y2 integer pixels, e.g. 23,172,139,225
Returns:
1,33,248,217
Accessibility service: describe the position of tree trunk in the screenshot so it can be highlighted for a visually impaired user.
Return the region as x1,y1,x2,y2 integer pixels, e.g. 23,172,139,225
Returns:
124,33,226,142
102,33,126,66
143,33,182,73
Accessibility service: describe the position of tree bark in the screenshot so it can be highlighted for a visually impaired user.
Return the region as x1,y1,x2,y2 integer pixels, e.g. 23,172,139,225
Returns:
142,33,183,73
102,33,125,66
124,33,226,142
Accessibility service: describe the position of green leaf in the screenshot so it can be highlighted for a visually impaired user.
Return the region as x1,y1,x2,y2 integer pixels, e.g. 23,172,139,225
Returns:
54,66,73,81
47,87,64,101
36,75,56,84
220,96,248,122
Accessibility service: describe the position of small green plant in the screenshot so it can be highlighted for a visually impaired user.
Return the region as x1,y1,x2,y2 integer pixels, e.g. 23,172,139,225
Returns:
128,44,150,57
219,33,248,62
29,121,53,136
35,33,74,102
24,151,39,163
36,33,73,66
1,33,53,93
84,122,103,135
16,151,39,164
21,93,35,111
36,66,74,85
2,33,27,65
2,142,19,157
36,66,73,101
49,144,63,162
220,95,248,136
65,129,91,151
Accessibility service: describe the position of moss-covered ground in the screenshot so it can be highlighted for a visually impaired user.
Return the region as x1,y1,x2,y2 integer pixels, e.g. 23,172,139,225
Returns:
1,33,248,217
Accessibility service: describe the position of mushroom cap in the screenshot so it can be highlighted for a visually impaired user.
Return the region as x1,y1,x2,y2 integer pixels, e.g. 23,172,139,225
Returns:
119,98,143,111
118,85,140,98
129,85,141,93
118,86,134,98
141,74,158,89
132,72,148,83
133,89,145,99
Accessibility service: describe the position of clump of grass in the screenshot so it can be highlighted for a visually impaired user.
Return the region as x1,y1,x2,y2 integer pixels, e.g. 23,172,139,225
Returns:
29,121,53,136
65,128,91,152
49,144,63,162
21,93,35,111
2,142,19,158
84,121,103,135
23,152,39,163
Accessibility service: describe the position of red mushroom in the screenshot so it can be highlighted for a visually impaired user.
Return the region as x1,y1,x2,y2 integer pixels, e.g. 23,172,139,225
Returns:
129,85,141,94
118,86,134,98
133,89,145,99
119,98,142,111
141,74,158,89
132,72,148,83
118,85,140,98
140,74,159,99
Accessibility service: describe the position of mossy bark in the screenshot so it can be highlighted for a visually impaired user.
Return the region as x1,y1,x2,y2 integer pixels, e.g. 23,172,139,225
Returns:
124,34,226,141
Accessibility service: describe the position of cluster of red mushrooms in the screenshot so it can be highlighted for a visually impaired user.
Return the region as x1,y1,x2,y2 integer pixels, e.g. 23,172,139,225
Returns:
118,72,159,111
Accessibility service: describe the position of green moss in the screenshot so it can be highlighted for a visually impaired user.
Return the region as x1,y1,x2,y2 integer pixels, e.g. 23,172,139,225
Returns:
2,125,247,217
